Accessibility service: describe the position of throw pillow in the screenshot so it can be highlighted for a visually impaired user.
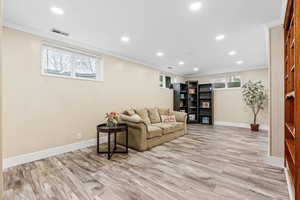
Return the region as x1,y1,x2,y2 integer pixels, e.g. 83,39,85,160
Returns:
148,108,161,124
135,108,151,124
124,109,135,116
158,108,171,116
161,115,177,123
120,114,142,123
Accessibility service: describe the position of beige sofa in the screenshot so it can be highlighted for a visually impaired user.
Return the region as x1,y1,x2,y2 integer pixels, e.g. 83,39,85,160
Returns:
117,108,187,151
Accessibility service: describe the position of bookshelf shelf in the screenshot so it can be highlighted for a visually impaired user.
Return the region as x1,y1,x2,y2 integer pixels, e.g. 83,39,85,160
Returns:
284,0,299,198
198,84,213,125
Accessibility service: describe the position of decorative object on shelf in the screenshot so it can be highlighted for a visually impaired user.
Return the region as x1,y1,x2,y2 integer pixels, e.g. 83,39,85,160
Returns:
201,101,210,108
189,88,196,94
105,112,120,127
241,81,267,131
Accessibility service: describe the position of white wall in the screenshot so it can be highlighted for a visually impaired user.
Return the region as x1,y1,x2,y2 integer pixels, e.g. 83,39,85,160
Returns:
269,25,284,158
2,28,181,158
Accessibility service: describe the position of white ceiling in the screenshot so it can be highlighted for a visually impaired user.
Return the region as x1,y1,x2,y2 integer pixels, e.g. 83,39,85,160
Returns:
4,0,282,76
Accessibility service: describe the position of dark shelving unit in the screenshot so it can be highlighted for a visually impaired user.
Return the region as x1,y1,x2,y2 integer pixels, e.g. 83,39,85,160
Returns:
198,84,214,125
173,83,188,113
187,81,198,123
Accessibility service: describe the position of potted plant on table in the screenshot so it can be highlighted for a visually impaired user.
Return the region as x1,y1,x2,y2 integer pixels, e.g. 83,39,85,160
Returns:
241,81,267,132
105,112,120,127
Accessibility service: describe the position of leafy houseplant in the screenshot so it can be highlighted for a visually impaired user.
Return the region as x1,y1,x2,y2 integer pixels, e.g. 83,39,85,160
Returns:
105,112,120,127
241,81,267,131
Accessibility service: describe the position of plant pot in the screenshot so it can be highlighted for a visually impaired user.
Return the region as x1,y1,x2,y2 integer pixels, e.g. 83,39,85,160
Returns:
250,124,259,132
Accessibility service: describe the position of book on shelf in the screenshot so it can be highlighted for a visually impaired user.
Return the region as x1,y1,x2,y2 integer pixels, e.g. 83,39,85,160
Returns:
201,117,210,124
201,101,210,108
189,114,196,121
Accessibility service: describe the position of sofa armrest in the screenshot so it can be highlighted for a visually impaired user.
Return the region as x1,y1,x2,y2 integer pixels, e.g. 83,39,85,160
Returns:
174,111,187,122
118,116,148,151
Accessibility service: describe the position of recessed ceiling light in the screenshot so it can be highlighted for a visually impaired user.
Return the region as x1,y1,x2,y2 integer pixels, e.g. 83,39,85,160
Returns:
215,34,225,41
178,61,185,66
121,36,130,43
193,67,199,71
156,51,164,57
228,51,237,56
236,60,244,65
50,6,64,15
189,2,202,12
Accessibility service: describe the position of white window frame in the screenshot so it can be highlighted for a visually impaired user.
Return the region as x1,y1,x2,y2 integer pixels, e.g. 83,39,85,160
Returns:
41,43,104,82
211,75,242,90
160,74,173,89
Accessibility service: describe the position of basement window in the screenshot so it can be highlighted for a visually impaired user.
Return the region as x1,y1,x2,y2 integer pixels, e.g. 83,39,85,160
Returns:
212,78,226,89
41,44,103,81
227,75,241,88
160,74,173,88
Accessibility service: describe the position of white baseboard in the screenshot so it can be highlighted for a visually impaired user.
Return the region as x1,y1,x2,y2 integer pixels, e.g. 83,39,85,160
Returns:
214,121,269,131
3,137,106,169
264,156,284,168
285,167,295,200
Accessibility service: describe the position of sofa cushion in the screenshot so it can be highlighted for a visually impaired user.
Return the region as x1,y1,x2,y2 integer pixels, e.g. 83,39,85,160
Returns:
124,109,136,116
169,122,185,130
135,109,151,124
148,108,161,124
152,123,178,134
158,108,171,116
146,125,163,139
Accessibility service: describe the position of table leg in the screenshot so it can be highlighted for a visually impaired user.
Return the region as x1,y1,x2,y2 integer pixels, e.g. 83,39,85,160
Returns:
97,129,99,153
126,128,128,153
108,131,111,160
114,131,117,151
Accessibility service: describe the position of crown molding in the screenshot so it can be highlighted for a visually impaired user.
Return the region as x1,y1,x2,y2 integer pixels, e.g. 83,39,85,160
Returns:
3,21,182,77
183,66,268,78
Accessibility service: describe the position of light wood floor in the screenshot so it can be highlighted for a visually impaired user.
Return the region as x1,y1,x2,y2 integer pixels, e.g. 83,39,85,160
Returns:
3,125,289,200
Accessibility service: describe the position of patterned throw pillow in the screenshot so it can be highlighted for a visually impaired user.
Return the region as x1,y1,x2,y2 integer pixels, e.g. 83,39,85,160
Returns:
161,115,176,123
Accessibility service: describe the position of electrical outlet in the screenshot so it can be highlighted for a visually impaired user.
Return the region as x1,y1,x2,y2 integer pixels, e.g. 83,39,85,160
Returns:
76,132,82,140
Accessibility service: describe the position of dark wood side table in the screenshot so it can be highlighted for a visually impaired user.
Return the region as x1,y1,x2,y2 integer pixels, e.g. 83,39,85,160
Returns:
96,123,128,160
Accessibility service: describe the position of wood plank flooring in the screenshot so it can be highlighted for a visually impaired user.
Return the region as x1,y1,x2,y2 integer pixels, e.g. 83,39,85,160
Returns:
3,125,289,200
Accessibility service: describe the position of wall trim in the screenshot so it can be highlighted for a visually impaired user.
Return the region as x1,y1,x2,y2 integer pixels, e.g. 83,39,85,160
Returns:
285,168,295,200
264,156,284,168
214,121,269,131
3,137,106,169
183,66,268,78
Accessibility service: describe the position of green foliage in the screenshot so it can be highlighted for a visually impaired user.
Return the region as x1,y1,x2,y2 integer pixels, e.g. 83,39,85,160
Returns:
241,81,267,124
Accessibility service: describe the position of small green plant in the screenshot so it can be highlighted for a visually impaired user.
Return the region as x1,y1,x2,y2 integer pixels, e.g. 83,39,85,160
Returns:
241,81,267,125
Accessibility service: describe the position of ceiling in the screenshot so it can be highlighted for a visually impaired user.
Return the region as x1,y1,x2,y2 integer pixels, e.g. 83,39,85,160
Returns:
4,0,283,76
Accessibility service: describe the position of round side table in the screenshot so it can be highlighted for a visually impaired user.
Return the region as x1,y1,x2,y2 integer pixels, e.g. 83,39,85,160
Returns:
96,123,128,160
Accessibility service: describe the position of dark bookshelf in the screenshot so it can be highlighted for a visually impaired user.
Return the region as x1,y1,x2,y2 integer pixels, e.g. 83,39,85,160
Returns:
173,83,188,113
187,81,198,123
198,84,213,125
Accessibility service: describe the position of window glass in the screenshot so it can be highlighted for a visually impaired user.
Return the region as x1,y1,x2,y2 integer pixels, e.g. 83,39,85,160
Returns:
227,75,241,88
42,45,102,81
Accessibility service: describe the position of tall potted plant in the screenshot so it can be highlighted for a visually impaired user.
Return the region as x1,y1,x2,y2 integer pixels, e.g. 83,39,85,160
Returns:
241,81,267,131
